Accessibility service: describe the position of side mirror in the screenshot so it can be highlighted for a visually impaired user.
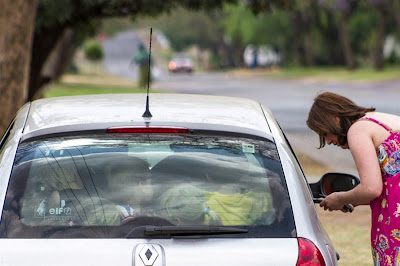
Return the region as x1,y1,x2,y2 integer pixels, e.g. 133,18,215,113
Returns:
310,172,360,203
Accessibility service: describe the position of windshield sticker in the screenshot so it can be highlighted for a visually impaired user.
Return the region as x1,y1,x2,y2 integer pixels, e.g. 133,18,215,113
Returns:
35,199,47,217
242,143,255,154
34,199,73,221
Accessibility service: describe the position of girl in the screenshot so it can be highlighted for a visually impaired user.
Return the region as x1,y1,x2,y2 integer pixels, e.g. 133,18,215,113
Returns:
307,91,400,265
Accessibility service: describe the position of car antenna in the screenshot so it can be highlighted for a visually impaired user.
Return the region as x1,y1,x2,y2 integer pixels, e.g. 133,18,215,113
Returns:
142,27,153,118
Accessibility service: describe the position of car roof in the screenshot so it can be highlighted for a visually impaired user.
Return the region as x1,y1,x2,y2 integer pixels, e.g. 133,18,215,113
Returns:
22,93,273,140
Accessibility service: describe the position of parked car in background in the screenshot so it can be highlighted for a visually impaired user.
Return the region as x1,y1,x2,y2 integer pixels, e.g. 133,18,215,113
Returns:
168,54,194,73
244,44,282,68
0,93,357,265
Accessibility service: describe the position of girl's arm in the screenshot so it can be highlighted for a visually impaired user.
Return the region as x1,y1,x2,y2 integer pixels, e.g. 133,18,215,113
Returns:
320,122,382,210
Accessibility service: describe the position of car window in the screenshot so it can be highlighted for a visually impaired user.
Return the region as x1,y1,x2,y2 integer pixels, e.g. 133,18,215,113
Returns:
0,133,295,238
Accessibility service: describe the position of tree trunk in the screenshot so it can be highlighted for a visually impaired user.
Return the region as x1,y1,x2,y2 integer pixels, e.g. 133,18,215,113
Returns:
35,28,77,100
28,25,66,101
338,13,355,70
43,29,76,81
304,32,314,66
395,12,400,39
389,2,400,39
290,11,302,66
0,0,38,134
302,12,314,67
374,9,385,71
323,10,345,66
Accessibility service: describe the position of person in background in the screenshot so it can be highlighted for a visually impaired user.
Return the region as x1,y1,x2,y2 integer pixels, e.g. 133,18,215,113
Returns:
307,91,400,265
131,43,151,89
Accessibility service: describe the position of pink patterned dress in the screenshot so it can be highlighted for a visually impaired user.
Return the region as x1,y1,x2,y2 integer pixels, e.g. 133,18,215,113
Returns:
361,117,400,265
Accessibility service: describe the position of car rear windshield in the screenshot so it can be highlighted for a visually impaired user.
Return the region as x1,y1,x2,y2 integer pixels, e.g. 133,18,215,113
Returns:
0,133,295,238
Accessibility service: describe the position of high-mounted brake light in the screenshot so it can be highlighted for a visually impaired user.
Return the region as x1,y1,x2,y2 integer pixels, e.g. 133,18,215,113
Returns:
296,238,326,266
107,127,189,134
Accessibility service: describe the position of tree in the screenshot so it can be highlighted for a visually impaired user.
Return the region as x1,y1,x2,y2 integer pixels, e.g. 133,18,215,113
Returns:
329,0,359,70
348,5,377,65
246,0,321,66
374,5,386,70
246,0,368,68
0,0,38,132
151,7,225,54
28,0,239,100
151,5,250,69
368,0,395,70
220,3,256,67
298,3,315,66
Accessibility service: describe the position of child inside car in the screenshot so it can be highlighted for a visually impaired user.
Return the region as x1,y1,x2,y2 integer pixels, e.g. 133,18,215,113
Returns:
105,155,154,224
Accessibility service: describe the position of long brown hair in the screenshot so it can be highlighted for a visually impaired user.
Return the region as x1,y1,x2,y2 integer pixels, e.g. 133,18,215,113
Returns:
307,92,375,148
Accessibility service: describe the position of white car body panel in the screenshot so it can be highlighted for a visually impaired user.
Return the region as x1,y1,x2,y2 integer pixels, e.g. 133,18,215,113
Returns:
0,239,298,266
24,94,270,136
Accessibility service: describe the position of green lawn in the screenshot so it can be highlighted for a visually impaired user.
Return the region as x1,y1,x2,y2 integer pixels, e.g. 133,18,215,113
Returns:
44,64,400,98
43,82,148,98
43,72,160,98
262,65,400,82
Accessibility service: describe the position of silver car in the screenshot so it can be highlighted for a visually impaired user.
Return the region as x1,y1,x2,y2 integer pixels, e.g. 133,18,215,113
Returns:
0,93,357,265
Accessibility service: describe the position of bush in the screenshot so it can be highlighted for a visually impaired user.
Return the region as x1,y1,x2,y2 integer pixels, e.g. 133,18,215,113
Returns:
385,50,400,65
83,40,104,61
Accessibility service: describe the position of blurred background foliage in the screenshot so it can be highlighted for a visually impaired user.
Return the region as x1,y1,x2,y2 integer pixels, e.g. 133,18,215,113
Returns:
100,1,400,70
25,0,400,100
83,40,104,62
1,0,400,135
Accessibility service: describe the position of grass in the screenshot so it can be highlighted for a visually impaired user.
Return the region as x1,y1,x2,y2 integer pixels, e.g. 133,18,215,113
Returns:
317,206,372,265
44,81,137,98
232,65,400,83
279,66,400,81
43,72,154,98
296,152,333,177
43,60,164,98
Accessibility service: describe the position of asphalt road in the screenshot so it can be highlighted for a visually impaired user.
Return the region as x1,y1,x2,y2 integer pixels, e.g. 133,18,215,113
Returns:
152,72,400,178
102,30,400,179
150,72,377,178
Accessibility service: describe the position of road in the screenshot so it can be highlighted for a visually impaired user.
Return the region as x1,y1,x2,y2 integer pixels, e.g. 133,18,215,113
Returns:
152,72,400,177
102,30,400,179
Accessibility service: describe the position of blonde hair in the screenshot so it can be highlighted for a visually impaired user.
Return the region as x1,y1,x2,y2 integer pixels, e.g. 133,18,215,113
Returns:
74,197,120,226
159,185,222,225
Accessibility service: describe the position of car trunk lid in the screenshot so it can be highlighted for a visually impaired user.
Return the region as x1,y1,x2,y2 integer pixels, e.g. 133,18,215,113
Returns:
0,238,299,265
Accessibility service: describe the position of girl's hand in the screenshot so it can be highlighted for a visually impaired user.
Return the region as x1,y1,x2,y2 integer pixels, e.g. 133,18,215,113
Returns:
320,192,348,212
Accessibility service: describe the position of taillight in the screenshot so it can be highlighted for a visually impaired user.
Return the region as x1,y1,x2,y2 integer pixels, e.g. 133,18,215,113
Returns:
168,62,176,70
296,238,326,266
107,127,189,134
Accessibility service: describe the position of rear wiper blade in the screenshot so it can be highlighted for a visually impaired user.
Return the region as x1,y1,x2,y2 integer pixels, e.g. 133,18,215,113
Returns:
126,225,248,238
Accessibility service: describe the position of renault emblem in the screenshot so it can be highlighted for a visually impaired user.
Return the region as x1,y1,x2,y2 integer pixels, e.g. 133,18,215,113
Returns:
134,244,164,266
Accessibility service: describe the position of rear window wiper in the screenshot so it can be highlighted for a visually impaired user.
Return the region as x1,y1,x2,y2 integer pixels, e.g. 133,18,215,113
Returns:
126,225,248,238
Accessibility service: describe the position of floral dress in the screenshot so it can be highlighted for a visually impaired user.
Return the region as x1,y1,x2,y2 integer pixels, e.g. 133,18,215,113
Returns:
361,117,400,265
